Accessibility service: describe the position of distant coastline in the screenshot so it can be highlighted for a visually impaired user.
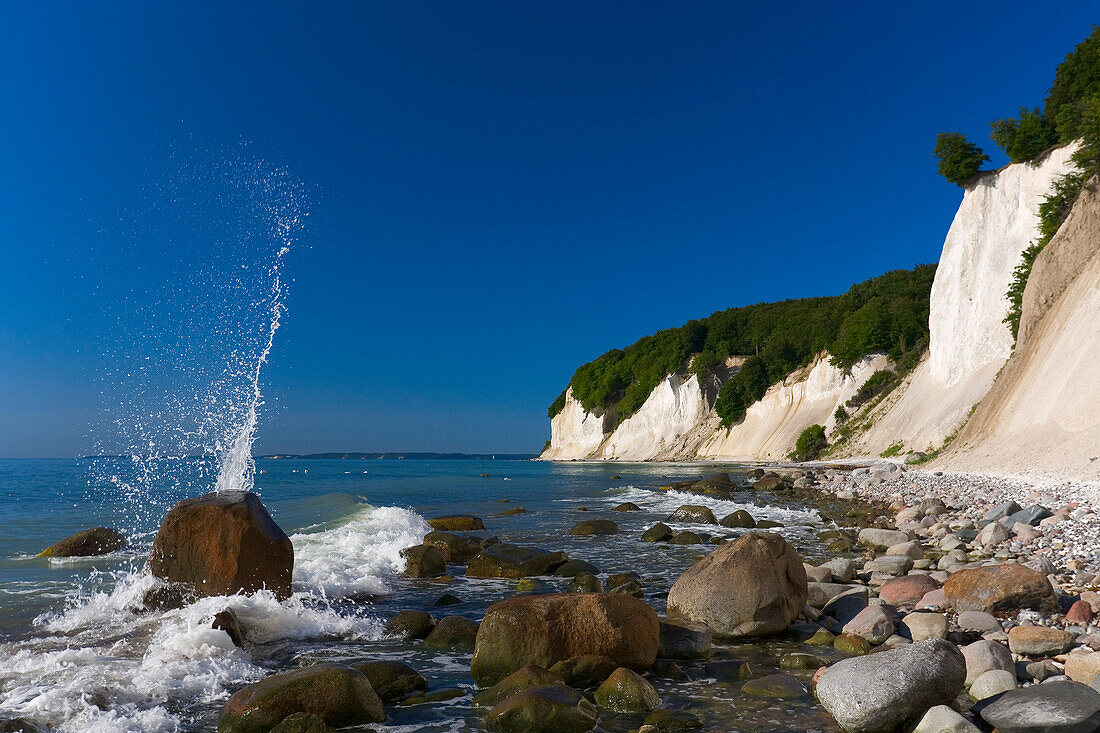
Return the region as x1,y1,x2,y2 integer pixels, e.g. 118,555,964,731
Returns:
257,452,539,460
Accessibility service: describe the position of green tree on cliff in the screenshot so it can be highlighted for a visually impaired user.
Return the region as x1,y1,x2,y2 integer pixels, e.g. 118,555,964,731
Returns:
933,132,989,185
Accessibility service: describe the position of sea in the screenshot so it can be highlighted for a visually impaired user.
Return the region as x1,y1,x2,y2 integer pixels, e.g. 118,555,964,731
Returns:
0,456,851,732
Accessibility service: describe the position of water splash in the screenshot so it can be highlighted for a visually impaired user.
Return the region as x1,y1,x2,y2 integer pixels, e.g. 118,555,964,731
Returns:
86,144,306,531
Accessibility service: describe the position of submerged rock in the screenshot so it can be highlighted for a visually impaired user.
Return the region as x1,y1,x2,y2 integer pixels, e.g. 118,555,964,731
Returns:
719,510,755,529
384,610,435,639
569,519,618,536
465,544,568,579
548,655,620,688
741,673,808,699
666,532,807,639
815,639,966,733
424,615,479,652
38,527,126,557
668,505,718,524
641,523,673,542
350,661,427,703
217,663,384,733
268,713,331,733
485,684,597,733
470,593,659,686
150,490,293,600
427,515,485,531
657,619,712,660
472,665,563,707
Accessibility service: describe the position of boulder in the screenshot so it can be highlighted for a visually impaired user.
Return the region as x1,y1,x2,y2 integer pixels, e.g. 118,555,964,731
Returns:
815,639,966,733
384,610,435,639
1008,625,1074,656
956,611,1001,633
667,505,718,524
349,661,427,703
569,520,618,536
911,705,980,733
658,619,711,660
901,612,947,642
857,528,910,550
1065,651,1100,683
719,510,755,529
976,680,1100,733
842,605,895,644
641,523,673,542
593,667,660,712
943,564,1057,614
38,527,126,557
970,669,1016,700
217,664,384,733
427,515,485,531
666,532,807,639
473,665,563,707
485,684,597,733
424,615,479,652
150,491,294,600
669,531,703,545
401,545,446,578
470,593,659,686
612,502,642,512
213,608,245,646
465,544,568,579
962,640,1014,686
879,575,939,606
423,531,488,563
567,573,605,594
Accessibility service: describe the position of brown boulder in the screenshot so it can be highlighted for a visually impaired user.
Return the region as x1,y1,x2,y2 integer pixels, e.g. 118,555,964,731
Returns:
217,663,383,732
943,564,1056,614
150,491,294,600
427,515,485,531
401,545,446,578
470,593,659,686
666,532,807,638
879,575,939,607
38,527,126,557
422,531,488,563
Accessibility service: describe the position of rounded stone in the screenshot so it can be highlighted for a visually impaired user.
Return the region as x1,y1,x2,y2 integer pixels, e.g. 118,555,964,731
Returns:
593,667,660,712
38,527,126,558
570,520,618,536
970,669,1016,700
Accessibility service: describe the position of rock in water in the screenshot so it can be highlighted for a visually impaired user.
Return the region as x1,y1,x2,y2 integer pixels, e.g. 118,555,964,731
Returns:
593,667,660,712
38,527,126,557
470,593,659,686
472,665,564,708
217,663,384,732
665,532,807,639
465,544,568,579
943,564,1056,614
815,639,966,733
350,661,427,703
150,490,293,600
485,684,597,733
976,680,1100,733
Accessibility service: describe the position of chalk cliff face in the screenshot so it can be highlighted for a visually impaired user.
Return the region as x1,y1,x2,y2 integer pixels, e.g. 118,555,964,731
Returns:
942,177,1100,481
542,145,1087,469
836,144,1079,458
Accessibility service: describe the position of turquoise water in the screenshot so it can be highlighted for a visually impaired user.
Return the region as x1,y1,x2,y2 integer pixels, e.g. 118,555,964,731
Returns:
0,458,843,732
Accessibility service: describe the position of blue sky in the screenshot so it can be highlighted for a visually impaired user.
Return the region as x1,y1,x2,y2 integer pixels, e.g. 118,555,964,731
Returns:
1,3,1097,457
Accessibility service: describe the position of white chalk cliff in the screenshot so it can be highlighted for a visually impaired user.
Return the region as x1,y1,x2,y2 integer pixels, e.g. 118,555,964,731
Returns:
543,143,1095,474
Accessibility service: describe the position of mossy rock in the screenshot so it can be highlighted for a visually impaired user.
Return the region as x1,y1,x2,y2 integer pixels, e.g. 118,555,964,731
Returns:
612,502,642,512
427,515,485,532
570,519,618,536
498,506,526,516
548,655,620,689
350,661,427,703
667,505,718,525
422,531,488,563
805,628,837,646
398,688,465,706
567,573,605,594
642,523,674,542
485,684,597,733
643,709,704,731
755,520,784,529
609,580,644,597
669,531,703,545
400,545,446,578
553,560,600,577
834,632,871,655
465,544,568,579
216,664,384,733
740,673,808,699
779,652,829,670
593,667,660,712
607,571,641,588
424,616,479,652
269,713,331,733
719,510,755,529
384,610,436,640
38,527,125,557
473,665,563,708
515,578,548,593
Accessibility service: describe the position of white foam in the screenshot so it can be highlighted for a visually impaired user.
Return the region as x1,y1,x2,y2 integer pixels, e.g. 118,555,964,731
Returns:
292,504,430,597
605,485,822,529
1,502,426,731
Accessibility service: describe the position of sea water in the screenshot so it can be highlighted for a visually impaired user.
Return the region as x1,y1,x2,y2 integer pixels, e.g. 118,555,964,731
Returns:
0,458,848,732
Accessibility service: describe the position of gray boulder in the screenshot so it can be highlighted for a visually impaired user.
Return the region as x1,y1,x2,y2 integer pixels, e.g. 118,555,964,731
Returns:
815,639,966,733
976,680,1100,733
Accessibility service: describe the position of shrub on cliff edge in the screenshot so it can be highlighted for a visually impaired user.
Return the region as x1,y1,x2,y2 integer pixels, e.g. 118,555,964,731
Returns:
932,132,989,185
790,425,827,462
